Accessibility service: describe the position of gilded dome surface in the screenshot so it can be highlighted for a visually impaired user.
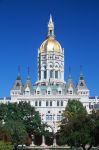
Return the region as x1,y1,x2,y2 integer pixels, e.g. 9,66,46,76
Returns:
40,36,62,53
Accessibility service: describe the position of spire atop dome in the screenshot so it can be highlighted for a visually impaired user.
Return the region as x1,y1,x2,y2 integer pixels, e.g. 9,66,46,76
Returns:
48,14,54,37
49,14,52,22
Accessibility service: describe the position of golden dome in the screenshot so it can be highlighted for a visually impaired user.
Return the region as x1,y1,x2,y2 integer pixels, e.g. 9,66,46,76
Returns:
40,36,62,53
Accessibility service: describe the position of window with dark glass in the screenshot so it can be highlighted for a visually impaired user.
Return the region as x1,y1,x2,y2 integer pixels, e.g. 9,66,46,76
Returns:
35,101,38,106
55,71,58,78
39,101,41,106
59,91,61,94
80,82,84,86
50,101,52,106
37,91,40,94
16,83,20,86
69,91,72,94
44,71,46,79
57,101,59,106
61,100,63,106
48,91,51,95
50,70,53,78
46,101,48,106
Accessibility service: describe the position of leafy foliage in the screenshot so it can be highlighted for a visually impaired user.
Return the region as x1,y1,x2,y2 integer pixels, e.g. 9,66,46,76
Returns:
59,99,97,150
0,141,14,150
0,101,46,148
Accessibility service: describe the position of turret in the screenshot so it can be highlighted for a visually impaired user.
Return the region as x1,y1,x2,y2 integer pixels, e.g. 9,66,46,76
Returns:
77,71,90,96
66,68,76,95
23,67,32,96
10,66,23,96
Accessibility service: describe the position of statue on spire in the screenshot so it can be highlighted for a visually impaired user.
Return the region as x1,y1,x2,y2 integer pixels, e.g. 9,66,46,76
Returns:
48,14,54,37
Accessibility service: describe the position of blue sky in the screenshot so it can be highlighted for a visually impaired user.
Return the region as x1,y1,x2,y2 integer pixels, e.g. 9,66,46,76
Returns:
0,0,99,96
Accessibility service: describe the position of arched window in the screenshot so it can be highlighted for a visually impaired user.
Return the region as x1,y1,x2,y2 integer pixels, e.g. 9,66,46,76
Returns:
50,70,53,78
36,87,41,95
55,71,58,79
44,71,46,79
47,87,51,95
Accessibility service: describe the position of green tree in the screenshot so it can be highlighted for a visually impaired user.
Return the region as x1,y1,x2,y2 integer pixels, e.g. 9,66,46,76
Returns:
4,120,28,149
0,141,14,150
0,101,47,147
59,99,95,150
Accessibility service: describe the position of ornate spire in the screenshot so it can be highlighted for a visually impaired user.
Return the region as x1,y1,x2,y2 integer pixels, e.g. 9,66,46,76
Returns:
68,67,72,79
17,65,21,80
48,14,54,37
80,65,84,80
27,66,30,80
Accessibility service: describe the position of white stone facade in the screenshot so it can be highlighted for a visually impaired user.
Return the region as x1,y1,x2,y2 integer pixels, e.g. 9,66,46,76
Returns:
1,16,98,133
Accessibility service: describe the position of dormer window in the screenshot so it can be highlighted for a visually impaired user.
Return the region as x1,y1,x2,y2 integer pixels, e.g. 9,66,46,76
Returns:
48,91,51,95
47,87,51,95
80,82,84,86
37,91,40,94
59,91,62,94
36,87,41,95
70,91,72,94
16,83,20,86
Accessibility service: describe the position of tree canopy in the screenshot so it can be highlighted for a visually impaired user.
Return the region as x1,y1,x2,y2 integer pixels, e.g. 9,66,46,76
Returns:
59,99,99,150
0,101,46,149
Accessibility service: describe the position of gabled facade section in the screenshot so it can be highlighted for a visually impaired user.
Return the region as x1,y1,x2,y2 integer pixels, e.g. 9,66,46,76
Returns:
66,74,77,96
77,72,90,97
23,68,32,96
10,68,23,96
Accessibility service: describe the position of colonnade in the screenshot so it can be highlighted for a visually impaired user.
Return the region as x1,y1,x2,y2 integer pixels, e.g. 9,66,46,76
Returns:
31,135,57,147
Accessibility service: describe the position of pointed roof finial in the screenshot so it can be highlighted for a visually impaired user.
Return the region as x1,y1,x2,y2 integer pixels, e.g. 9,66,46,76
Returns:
17,65,21,80
80,65,84,80
48,14,54,37
27,66,30,80
68,66,72,79
49,14,52,22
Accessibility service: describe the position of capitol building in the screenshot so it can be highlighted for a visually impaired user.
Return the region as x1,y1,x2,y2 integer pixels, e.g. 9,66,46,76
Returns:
1,15,99,133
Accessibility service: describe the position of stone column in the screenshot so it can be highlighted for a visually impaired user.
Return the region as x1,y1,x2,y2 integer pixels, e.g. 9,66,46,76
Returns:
41,135,46,147
31,134,35,147
53,135,57,147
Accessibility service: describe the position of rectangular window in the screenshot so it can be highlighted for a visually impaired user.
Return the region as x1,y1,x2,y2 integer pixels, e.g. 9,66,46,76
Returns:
55,71,58,78
46,115,49,120
57,115,62,121
46,114,52,121
35,101,38,106
50,70,53,78
59,91,62,94
46,101,48,106
61,100,63,106
69,91,73,94
48,91,51,95
57,101,59,106
44,71,46,79
39,101,41,106
37,91,40,94
50,101,52,106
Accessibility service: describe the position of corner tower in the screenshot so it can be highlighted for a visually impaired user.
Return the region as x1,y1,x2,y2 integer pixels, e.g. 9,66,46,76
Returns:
37,15,65,85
